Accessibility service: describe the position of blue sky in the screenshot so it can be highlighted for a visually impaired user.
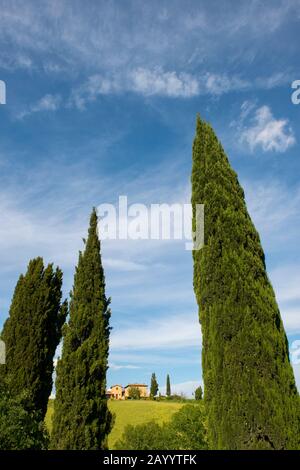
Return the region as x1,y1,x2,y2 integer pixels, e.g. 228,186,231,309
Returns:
0,0,300,396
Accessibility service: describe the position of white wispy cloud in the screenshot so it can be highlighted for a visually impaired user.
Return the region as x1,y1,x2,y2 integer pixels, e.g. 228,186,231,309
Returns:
109,363,141,371
0,0,297,74
17,93,62,119
69,69,294,109
103,258,147,272
243,180,300,334
110,313,201,351
244,179,300,243
267,265,300,334
200,73,249,95
69,68,199,108
160,380,202,398
271,265,300,304
254,72,292,90
68,75,120,109
293,364,300,390
130,67,199,97
109,351,201,366
0,52,34,71
280,307,300,333
240,104,296,152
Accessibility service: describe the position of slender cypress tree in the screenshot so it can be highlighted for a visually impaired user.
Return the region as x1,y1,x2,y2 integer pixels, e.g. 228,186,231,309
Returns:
150,373,159,398
51,209,112,450
192,115,299,450
166,374,171,397
194,385,203,401
1,258,65,419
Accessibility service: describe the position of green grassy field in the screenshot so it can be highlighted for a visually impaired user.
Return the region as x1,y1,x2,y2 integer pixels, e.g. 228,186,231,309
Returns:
46,399,184,449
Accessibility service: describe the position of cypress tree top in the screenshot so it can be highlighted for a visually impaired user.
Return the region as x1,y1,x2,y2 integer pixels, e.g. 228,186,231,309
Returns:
192,115,299,450
166,374,171,397
150,373,159,398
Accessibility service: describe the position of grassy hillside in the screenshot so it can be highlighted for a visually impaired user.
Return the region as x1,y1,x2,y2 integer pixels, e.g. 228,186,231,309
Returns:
46,399,184,449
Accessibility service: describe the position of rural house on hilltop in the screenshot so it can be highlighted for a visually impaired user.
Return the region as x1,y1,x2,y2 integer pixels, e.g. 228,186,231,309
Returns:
106,383,148,399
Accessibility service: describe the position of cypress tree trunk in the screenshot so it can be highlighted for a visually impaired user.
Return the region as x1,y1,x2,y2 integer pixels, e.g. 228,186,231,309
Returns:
166,374,171,397
51,209,112,450
1,258,65,419
191,115,299,449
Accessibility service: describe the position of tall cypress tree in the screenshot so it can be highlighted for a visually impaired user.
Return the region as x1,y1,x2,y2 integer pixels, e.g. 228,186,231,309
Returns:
194,385,203,401
1,258,65,419
150,373,159,398
192,115,299,449
51,209,112,450
166,374,171,397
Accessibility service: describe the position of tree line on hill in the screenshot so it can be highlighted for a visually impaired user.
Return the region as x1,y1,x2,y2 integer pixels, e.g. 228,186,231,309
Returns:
0,116,299,450
127,373,202,401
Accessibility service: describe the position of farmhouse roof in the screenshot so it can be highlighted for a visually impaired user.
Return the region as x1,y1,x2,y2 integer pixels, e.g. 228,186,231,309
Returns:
125,384,148,388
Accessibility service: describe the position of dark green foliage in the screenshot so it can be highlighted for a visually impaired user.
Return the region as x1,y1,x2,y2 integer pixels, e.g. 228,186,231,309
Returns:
115,404,208,450
128,387,141,400
150,373,159,398
0,379,49,450
167,404,208,450
163,393,188,402
1,258,65,419
51,209,112,450
115,421,168,450
194,386,203,401
192,115,300,449
166,374,171,397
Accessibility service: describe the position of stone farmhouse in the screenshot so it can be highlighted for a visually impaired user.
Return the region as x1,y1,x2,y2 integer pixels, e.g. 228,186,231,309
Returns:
106,383,148,400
